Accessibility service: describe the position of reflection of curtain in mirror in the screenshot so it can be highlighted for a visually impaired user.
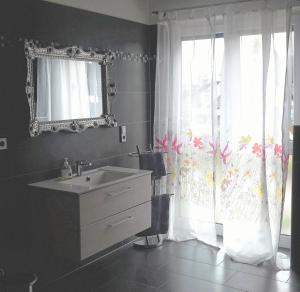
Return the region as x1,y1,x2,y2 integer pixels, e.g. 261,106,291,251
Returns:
86,62,102,118
37,58,102,121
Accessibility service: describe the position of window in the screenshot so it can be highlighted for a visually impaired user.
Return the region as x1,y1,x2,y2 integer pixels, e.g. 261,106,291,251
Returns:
181,37,224,138
182,33,292,240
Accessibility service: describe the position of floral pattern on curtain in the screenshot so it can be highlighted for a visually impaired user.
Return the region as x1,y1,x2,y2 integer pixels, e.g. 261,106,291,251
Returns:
155,132,287,204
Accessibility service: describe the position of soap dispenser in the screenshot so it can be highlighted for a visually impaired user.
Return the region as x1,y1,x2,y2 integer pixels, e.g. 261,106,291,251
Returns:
61,157,73,179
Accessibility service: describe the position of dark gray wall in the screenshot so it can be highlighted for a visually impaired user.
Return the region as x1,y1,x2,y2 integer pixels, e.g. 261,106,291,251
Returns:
292,126,300,272
0,0,156,282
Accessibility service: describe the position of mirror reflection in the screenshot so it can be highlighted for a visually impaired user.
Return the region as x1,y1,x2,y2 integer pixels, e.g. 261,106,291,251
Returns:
36,58,103,122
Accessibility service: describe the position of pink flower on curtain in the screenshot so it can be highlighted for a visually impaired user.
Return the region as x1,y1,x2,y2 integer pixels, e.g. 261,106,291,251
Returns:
220,142,231,165
252,143,263,157
155,135,168,152
172,136,182,154
208,141,217,156
274,144,282,158
193,137,204,149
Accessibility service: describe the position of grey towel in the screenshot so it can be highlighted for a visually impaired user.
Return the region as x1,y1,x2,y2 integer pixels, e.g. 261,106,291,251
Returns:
139,152,166,179
136,194,171,236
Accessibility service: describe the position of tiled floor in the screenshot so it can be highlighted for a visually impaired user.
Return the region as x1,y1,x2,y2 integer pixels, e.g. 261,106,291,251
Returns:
38,240,300,292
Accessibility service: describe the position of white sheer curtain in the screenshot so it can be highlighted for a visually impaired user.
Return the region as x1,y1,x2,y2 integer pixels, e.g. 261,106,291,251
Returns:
155,13,220,246
220,7,293,268
154,0,292,267
37,58,103,122
221,7,292,267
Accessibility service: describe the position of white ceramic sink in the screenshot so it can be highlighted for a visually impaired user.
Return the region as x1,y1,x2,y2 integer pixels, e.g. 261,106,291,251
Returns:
60,170,133,187
29,166,152,194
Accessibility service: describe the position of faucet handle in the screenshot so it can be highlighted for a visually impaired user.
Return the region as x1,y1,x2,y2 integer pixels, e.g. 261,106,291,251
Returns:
77,160,92,166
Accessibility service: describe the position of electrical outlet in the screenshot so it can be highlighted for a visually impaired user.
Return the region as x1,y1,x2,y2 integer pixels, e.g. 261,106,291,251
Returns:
119,126,126,143
0,138,7,150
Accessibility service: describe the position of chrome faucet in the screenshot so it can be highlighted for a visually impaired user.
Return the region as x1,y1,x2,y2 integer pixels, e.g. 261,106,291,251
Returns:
76,160,92,176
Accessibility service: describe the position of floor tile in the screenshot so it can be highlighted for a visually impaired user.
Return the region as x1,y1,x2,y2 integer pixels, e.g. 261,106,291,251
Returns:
36,241,294,292
172,239,216,249
161,241,225,265
179,239,200,247
92,278,162,292
158,256,236,285
113,246,174,269
225,272,300,292
219,254,291,282
104,260,170,288
159,273,242,292
39,262,115,292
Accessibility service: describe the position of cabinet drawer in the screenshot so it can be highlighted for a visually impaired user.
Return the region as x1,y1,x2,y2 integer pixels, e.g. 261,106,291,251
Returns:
79,175,151,226
80,202,151,259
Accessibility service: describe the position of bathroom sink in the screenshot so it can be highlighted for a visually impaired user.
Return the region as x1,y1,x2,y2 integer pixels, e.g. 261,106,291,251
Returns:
60,169,133,187
28,165,152,261
29,166,152,194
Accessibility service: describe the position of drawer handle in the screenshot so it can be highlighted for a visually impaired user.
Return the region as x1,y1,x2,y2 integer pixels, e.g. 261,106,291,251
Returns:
106,187,133,198
107,216,134,228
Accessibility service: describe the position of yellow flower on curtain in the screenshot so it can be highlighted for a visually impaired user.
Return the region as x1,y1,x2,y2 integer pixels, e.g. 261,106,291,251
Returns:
276,187,283,202
185,129,193,141
255,184,264,200
228,167,239,177
238,135,252,149
169,167,177,184
243,169,252,178
239,135,252,145
205,172,214,186
266,135,274,146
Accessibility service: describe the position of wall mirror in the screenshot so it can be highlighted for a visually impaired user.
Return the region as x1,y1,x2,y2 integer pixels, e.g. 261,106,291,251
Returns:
25,41,117,137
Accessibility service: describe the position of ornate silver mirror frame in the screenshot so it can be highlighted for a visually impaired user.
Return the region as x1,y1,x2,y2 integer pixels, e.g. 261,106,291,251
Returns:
25,41,117,137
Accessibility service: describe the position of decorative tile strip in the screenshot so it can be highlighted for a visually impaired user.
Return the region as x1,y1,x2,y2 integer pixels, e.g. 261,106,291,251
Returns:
0,35,155,63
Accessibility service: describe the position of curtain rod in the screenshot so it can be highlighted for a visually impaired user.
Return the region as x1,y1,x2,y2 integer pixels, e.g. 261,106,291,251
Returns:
151,0,271,15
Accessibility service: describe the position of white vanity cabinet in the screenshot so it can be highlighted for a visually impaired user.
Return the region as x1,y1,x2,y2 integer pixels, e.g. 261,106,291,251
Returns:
29,166,152,261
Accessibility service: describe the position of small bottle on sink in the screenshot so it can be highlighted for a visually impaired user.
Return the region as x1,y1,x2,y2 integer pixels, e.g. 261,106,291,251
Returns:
61,157,73,179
